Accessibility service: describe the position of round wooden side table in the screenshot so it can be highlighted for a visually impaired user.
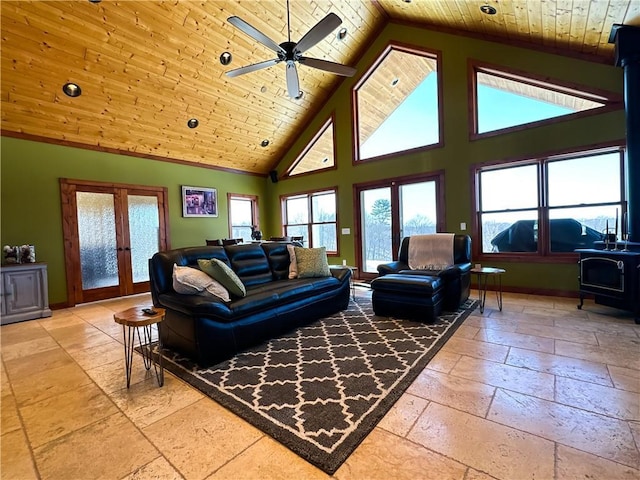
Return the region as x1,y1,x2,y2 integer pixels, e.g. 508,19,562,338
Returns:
113,307,165,388
471,267,506,314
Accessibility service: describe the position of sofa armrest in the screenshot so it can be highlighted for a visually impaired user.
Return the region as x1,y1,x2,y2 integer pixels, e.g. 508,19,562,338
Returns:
156,292,232,318
437,263,471,281
330,267,352,283
378,261,409,276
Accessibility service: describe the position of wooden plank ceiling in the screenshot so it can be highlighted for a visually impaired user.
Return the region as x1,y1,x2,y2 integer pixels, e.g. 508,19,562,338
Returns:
1,1,638,176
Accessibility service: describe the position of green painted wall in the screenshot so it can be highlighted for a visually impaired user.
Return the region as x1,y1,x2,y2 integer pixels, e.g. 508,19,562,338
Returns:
0,137,268,304
268,23,626,294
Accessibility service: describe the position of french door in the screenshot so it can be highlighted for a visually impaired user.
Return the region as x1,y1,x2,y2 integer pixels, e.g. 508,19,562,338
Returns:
60,179,169,306
355,172,445,278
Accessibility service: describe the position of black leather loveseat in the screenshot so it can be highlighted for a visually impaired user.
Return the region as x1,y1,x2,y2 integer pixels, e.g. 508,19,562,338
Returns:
376,234,472,311
149,242,351,366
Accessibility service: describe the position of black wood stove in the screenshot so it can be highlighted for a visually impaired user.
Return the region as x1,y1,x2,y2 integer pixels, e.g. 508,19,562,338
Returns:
575,25,640,324
576,247,640,323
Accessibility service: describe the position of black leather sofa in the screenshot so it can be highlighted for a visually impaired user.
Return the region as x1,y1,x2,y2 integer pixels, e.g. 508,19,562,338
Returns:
149,242,351,366
376,234,472,311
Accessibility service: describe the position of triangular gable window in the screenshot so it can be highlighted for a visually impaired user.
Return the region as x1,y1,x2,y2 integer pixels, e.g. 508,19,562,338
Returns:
474,64,621,136
354,44,441,161
286,117,335,177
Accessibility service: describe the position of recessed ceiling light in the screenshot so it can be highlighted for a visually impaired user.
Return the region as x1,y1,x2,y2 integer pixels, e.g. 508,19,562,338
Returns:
220,51,232,66
88,0,101,3
403,0,411,3
62,82,81,97
187,118,199,128
261,139,270,147
391,78,400,87
337,28,347,40
260,86,267,93
480,4,497,15
322,157,329,163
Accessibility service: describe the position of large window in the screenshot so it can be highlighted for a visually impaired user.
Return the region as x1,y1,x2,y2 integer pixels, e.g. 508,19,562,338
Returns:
354,43,441,161
228,194,258,241
281,189,337,252
472,63,622,137
475,148,625,258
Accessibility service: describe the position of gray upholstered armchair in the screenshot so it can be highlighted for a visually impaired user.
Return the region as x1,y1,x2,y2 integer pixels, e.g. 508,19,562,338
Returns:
377,234,472,311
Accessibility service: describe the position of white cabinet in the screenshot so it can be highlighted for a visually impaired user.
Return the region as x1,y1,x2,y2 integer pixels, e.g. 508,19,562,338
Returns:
1,263,52,325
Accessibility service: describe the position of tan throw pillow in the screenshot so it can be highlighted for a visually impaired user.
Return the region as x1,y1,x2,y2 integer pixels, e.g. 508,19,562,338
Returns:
172,264,231,302
294,246,331,278
197,258,246,298
287,244,298,279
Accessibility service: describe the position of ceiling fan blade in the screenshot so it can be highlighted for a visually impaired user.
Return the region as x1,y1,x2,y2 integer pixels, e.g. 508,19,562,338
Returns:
298,57,356,77
286,62,300,98
294,12,342,54
225,59,280,78
228,16,286,55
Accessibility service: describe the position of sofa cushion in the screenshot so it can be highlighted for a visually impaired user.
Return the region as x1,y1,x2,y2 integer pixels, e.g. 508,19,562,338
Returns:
197,258,246,298
294,246,330,278
172,264,231,302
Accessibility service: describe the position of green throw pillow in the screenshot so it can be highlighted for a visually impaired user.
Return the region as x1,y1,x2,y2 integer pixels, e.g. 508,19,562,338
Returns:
294,246,330,278
197,258,246,298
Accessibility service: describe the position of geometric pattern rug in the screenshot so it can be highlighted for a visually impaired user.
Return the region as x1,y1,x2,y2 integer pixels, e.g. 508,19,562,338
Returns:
148,296,477,474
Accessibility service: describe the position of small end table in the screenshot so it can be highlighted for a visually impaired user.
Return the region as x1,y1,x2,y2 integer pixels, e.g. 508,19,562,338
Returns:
113,307,165,388
471,267,506,314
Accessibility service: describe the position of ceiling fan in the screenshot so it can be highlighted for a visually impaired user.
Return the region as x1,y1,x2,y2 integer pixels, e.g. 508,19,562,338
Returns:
225,0,357,98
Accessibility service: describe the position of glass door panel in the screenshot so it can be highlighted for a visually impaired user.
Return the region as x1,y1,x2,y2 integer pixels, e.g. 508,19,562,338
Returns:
356,174,444,279
361,187,392,274
399,181,437,237
128,194,160,283
76,192,119,290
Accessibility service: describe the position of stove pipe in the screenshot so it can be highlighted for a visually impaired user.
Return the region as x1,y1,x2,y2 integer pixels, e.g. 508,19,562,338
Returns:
610,25,640,243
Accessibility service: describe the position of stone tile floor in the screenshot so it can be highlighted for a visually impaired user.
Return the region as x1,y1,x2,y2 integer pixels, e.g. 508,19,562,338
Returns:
1,289,639,479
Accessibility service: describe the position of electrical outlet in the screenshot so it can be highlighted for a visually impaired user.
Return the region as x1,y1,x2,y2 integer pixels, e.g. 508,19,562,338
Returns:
460,222,467,230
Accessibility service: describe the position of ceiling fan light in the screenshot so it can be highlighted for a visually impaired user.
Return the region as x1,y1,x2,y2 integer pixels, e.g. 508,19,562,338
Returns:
480,4,497,15
220,52,232,66
187,118,199,129
62,82,81,97
337,28,347,41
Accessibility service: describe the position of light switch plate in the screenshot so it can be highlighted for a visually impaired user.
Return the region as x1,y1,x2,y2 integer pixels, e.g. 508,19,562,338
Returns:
460,222,466,230
341,228,351,235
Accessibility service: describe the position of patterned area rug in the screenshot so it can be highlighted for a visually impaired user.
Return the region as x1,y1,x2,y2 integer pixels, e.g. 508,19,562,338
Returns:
150,297,477,474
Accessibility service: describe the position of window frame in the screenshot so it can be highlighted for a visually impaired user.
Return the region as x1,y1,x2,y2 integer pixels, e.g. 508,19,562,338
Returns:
227,193,259,241
280,187,339,254
469,60,624,140
472,144,626,263
352,42,444,164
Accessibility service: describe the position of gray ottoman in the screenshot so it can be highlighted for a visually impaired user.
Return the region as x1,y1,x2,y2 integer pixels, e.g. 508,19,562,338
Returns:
371,274,444,322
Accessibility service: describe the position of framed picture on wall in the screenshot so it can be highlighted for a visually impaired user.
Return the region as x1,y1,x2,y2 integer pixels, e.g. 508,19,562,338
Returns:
182,186,218,217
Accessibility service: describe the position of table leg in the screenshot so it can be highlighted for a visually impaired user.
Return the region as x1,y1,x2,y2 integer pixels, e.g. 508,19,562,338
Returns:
478,274,488,314
139,324,164,387
155,323,164,387
496,274,503,311
122,325,135,389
